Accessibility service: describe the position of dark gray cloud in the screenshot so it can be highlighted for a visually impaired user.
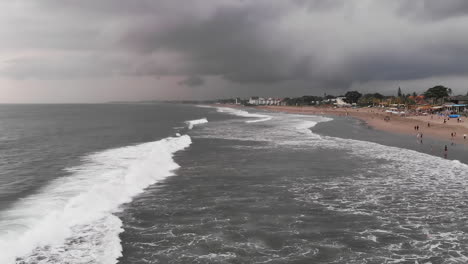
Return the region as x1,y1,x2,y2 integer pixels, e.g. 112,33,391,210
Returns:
397,0,468,21
178,75,205,87
1,0,468,100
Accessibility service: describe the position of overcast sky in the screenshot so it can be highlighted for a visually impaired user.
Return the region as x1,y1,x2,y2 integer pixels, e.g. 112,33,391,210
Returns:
1,0,468,103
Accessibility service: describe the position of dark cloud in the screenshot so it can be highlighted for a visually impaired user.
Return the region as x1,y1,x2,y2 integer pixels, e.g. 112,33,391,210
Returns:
397,0,468,21
178,75,205,87
120,2,295,83
292,0,346,11
1,0,468,98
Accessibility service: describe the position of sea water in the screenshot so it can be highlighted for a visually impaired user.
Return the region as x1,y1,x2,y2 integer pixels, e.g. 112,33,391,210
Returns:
0,104,467,263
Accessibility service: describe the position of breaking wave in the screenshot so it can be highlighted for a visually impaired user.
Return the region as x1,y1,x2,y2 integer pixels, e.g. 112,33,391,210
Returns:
198,106,468,261
185,118,208,129
215,107,272,123
0,135,192,264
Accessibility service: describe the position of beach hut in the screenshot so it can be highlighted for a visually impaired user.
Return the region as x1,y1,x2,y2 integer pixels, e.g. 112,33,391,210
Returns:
444,104,467,114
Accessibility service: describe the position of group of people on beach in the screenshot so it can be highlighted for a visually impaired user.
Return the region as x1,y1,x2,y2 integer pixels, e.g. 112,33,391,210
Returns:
441,115,464,124
416,132,423,144
413,120,468,158
450,132,467,142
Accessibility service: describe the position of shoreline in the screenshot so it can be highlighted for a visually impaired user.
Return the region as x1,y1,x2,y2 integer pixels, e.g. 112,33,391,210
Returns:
255,105,468,145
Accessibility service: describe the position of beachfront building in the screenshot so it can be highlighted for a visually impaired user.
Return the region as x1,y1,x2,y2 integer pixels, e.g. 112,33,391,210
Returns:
408,95,429,105
444,96,468,114
279,98,288,106
266,98,282,105
334,97,351,107
444,104,467,114
248,96,282,105
322,98,337,104
248,96,260,105
448,95,468,105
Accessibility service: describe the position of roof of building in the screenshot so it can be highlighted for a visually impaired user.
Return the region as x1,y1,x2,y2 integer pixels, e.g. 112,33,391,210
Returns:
449,96,468,100
408,95,425,100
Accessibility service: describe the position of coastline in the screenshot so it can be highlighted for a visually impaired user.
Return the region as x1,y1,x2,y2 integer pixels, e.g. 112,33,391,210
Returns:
256,105,468,145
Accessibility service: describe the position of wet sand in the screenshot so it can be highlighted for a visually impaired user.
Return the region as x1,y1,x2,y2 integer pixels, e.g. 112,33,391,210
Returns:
256,105,468,145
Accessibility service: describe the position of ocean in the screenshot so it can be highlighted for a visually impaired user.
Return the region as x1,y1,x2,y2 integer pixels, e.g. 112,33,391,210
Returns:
0,103,467,263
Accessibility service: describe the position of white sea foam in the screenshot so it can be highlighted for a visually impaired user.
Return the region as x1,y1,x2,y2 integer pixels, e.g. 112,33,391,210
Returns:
195,105,273,123
195,104,213,108
215,107,273,123
0,135,192,264
185,118,208,129
291,133,468,262
191,110,331,145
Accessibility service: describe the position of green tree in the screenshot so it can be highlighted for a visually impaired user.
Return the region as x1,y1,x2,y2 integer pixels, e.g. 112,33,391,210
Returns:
424,85,451,104
406,97,416,105
358,94,372,105
358,93,384,106
372,93,384,100
344,91,362,104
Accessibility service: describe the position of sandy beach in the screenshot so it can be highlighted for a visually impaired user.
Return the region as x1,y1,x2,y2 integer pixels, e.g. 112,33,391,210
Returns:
256,105,468,145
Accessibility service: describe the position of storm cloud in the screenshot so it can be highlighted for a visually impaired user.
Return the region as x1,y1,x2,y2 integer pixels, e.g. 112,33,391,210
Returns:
1,0,468,102
179,76,205,87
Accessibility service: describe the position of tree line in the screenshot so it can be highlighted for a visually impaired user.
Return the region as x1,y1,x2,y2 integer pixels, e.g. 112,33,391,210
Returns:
282,85,455,106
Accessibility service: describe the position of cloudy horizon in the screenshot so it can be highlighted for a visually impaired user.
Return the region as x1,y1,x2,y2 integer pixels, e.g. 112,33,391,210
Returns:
1,0,468,103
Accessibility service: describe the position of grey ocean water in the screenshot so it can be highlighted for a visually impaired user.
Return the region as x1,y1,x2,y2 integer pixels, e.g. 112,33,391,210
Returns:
0,104,467,263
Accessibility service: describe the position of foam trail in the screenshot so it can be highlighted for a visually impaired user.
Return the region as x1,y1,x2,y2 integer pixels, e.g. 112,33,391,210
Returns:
0,135,192,264
245,116,272,123
195,104,213,108
215,107,272,123
185,118,208,129
295,121,319,134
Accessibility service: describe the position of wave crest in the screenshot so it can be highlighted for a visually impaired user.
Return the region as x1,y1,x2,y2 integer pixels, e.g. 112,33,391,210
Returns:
0,135,192,264
215,107,272,123
185,118,208,129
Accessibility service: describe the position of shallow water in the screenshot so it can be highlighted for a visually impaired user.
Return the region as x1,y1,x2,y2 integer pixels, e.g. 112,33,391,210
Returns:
0,104,467,263
119,106,468,263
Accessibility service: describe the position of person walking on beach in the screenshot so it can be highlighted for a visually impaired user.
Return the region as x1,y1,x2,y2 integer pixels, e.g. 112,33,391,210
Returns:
427,122,430,127
444,145,448,158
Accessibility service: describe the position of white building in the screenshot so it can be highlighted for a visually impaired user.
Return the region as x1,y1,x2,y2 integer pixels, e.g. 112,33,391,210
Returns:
334,97,351,107
249,96,259,105
249,96,282,105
